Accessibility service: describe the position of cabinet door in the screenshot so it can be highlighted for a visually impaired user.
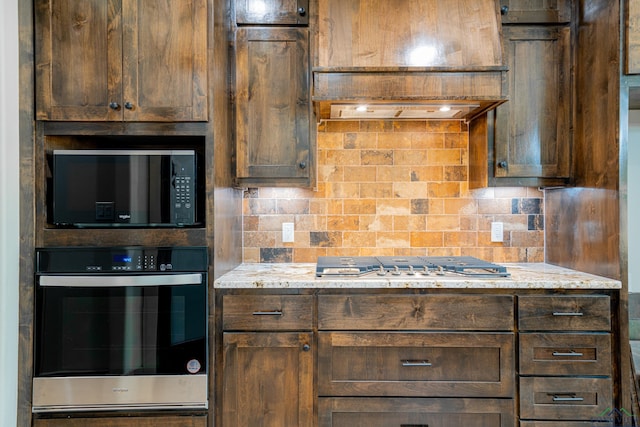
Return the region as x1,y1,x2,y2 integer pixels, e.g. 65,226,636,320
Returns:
33,415,207,427
35,0,123,121
500,0,571,23
223,332,314,427
122,0,208,121
235,27,311,184
494,25,571,179
236,0,309,25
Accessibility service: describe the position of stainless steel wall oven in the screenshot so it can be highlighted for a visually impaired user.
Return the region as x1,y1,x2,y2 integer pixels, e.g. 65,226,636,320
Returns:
33,246,208,413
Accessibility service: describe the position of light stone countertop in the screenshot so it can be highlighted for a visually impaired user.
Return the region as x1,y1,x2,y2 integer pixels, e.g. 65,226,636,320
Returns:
214,262,622,289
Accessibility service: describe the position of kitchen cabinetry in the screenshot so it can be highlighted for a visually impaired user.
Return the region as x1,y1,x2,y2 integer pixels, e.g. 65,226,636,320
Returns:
471,3,572,187
235,0,309,25
316,294,516,426
492,25,571,181
232,1,314,187
518,295,613,423
35,0,208,122
221,294,314,427
499,0,571,24
33,415,207,427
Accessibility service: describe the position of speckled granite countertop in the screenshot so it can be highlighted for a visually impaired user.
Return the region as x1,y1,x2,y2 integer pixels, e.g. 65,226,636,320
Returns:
214,263,622,289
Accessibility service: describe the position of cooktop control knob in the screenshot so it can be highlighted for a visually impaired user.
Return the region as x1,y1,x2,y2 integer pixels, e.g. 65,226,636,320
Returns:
437,266,445,276
407,265,415,275
392,266,401,276
377,265,386,276
421,266,430,276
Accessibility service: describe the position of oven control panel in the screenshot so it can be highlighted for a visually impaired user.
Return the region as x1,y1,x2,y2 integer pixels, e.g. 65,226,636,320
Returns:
36,246,208,273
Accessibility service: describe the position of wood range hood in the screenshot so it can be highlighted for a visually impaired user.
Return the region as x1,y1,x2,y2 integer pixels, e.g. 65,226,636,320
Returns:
312,0,507,122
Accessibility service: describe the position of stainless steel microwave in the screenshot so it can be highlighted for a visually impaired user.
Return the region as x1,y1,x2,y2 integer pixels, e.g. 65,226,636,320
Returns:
51,150,199,227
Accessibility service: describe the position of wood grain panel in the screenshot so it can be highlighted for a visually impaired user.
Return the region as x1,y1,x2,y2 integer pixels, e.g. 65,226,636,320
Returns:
318,397,515,427
318,331,514,397
518,295,611,331
33,415,207,427
235,0,309,25
318,0,503,68
318,294,514,330
222,295,314,330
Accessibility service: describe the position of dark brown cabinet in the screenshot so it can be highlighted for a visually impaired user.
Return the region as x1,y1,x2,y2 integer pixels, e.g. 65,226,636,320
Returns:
317,294,516,426
517,295,613,423
232,0,314,187
234,27,311,185
221,294,314,427
33,415,207,427
235,0,309,25
499,0,571,24
492,25,571,181
35,0,208,122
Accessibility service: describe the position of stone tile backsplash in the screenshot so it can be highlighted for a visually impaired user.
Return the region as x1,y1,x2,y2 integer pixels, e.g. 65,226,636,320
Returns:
242,120,544,263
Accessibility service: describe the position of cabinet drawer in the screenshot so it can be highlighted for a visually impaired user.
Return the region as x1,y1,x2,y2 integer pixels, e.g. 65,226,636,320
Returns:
519,377,612,420
318,295,514,330
222,295,314,330
33,416,207,427
519,333,612,376
518,296,611,331
520,422,613,427
318,332,514,397
319,397,515,427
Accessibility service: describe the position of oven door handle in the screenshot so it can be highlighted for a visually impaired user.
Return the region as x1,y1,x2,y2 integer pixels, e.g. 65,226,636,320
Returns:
38,274,203,287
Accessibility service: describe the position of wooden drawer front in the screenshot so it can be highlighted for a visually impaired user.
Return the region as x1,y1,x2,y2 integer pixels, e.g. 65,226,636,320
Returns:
519,377,612,420
518,295,611,331
319,397,515,427
519,333,612,376
222,295,314,330
520,422,613,427
318,295,514,331
318,332,514,397
33,416,207,427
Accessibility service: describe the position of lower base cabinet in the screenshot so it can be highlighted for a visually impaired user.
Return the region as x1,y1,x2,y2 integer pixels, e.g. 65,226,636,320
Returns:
33,415,207,427
318,398,515,427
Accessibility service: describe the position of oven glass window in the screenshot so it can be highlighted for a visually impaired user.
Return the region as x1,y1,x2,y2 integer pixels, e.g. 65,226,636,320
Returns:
35,282,206,376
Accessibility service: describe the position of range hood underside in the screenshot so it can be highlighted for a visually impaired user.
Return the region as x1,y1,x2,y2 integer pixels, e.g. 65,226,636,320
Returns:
312,68,507,122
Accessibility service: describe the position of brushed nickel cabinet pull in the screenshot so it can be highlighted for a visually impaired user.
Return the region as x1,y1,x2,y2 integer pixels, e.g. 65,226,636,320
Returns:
552,350,584,357
252,310,283,316
401,425,428,427
401,360,432,367
552,312,584,316
551,394,584,402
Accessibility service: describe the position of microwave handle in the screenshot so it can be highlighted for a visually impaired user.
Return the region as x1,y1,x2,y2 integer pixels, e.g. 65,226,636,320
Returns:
39,273,203,287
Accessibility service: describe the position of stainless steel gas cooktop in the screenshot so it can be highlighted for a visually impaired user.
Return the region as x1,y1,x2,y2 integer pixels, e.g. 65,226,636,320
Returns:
316,256,510,278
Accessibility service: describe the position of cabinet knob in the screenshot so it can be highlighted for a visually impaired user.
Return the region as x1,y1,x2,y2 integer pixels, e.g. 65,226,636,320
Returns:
297,6,306,16
299,161,307,169
497,161,508,169
302,344,310,352
500,5,509,15
124,101,134,110
109,102,120,110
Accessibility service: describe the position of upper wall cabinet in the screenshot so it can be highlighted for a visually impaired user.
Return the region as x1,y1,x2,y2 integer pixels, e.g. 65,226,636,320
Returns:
236,0,309,25
493,25,571,180
35,0,208,122
499,0,571,24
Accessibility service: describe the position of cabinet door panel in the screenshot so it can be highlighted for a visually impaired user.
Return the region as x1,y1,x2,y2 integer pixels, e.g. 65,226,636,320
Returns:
33,415,207,427
495,25,570,179
122,0,208,121
35,0,123,121
236,0,309,25
235,27,310,182
500,0,571,23
519,332,612,376
318,398,515,427
223,332,314,427
318,332,514,397
519,377,612,420
518,295,611,331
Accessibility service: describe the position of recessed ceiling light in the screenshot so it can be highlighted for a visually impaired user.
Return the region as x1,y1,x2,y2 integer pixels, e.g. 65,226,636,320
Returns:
439,106,451,112
356,105,368,112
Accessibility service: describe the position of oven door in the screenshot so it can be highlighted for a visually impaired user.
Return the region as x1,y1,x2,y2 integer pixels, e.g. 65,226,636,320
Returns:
33,273,207,412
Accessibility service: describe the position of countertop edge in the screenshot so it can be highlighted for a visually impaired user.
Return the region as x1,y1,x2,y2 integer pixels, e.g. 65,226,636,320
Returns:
213,262,622,290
